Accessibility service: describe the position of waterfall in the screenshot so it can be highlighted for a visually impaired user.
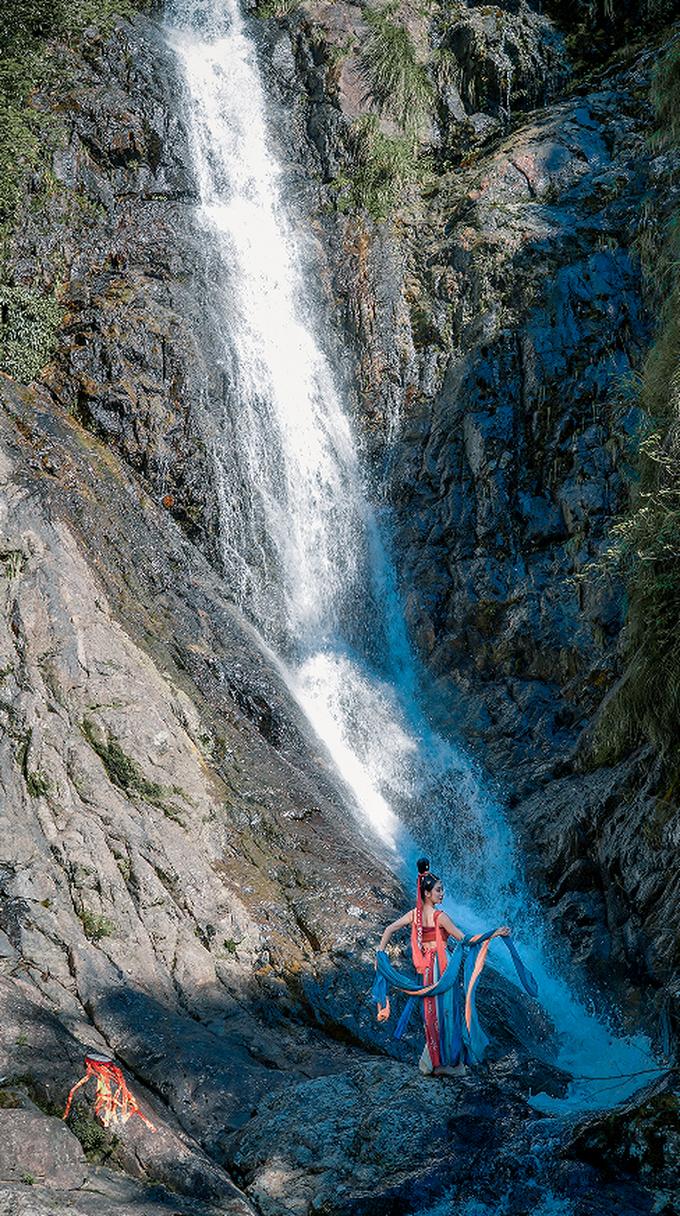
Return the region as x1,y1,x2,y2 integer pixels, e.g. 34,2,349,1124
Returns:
164,0,660,1110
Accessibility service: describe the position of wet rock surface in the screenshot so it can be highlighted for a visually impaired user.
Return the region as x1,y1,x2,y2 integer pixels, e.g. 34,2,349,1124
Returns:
2,371,670,1212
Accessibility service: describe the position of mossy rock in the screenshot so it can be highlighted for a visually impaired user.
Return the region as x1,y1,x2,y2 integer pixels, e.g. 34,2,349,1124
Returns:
80,718,185,820
569,1090,680,1185
0,285,62,384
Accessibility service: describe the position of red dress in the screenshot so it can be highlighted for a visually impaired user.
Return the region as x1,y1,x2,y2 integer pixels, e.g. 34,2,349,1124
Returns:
418,911,450,1068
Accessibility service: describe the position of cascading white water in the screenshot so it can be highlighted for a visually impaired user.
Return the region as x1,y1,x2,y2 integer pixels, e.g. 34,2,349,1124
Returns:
164,0,662,1110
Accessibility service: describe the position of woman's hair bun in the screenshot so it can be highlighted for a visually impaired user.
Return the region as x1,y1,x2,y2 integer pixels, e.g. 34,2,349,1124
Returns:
416,857,430,875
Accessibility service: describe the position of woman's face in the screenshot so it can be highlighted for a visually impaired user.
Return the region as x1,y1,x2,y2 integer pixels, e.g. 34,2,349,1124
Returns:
431,880,444,905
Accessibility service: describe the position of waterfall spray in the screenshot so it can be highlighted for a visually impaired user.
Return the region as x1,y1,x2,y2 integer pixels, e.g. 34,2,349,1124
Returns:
164,0,661,1110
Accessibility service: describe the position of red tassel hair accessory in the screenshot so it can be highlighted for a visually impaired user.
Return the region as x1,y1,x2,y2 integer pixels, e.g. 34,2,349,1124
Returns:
411,857,430,974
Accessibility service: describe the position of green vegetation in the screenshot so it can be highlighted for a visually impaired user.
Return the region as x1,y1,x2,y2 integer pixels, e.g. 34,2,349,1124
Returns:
0,1,149,378
20,1174,35,1186
82,718,164,801
1,1,148,236
333,115,423,221
15,728,52,800
78,908,116,941
0,549,27,579
81,718,185,821
2,1074,60,1117
67,1108,121,1162
0,1089,22,1109
0,284,62,383
358,4,432,139
25,770,51,797
254,0,298,17
591,43,680,778
544,0,677,65
329,5,432,219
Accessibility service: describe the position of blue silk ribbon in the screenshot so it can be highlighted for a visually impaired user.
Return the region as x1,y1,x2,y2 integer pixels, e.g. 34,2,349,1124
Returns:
372,931,537,1065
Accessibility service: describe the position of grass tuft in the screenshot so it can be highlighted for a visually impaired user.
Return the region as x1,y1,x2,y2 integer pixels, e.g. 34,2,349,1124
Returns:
358,3,432,139
333,114,423,220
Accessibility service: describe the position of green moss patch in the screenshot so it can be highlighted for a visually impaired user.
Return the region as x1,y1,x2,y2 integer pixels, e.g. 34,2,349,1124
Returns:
81,718,185,821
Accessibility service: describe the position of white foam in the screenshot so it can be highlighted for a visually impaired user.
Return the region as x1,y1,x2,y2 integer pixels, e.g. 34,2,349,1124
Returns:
164,0,664,1113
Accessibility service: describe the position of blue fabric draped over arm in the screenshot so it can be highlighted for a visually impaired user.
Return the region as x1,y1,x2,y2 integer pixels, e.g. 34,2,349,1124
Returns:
373,932,536,1003
372,931,537,1063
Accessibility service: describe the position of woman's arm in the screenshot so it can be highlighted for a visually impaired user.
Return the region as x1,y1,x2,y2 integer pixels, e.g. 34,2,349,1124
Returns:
438,911,465,941
439,913,510,942
378,909,413,951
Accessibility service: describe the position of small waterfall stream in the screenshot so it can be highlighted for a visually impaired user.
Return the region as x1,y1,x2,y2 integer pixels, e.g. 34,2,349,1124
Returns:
164,0,660,1115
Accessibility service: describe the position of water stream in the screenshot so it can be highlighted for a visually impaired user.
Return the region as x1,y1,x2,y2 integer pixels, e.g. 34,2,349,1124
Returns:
164,0,661,1116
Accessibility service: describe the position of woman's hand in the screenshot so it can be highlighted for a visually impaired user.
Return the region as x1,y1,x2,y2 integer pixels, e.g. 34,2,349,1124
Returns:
496,924,511,937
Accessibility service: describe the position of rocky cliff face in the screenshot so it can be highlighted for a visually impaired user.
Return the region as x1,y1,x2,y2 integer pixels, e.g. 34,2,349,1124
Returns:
246,0,680,1042
1,1,679,1213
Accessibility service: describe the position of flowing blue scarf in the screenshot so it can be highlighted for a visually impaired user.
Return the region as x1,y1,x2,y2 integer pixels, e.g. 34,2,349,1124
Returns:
372,930,538,1064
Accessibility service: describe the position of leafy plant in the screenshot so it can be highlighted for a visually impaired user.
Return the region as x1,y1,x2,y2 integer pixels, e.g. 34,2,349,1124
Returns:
0,283,62,383
79,908,116,942
67,1108,120,1163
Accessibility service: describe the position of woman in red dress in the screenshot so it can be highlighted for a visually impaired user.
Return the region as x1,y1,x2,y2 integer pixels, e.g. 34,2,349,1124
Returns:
377,858,510,1076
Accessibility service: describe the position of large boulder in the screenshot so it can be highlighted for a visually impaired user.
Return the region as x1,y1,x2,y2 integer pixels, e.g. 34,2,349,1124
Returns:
0,1111,87,1190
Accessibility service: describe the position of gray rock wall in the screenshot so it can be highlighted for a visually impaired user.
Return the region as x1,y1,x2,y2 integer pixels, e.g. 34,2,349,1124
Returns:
246,2,680,1035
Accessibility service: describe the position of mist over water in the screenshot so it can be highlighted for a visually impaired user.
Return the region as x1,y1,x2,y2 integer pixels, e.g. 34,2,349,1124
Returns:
164,0,661,1111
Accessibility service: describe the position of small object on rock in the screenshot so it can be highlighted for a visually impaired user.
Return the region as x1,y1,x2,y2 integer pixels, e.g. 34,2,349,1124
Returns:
162,494,175,509
63,1052,156,1132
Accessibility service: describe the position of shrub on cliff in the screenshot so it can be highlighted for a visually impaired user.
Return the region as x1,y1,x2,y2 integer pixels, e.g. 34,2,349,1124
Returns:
593,41,680,774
